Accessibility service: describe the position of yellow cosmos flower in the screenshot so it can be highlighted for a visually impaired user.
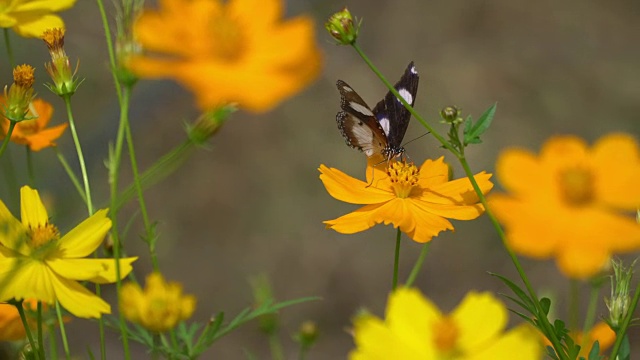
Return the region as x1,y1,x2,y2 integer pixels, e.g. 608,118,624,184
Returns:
120,272,196,332
129,0,322,112
320,158,494,243
349,288,542,359
0,0,77,38
0,98,67,151
0,186,137,319
489,134,640,279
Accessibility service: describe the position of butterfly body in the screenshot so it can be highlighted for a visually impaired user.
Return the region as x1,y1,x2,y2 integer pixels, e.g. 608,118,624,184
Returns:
336,62,419,161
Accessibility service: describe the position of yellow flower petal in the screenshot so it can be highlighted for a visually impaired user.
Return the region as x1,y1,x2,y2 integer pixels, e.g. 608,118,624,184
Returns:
451,292,507,352
46,257,136,284
468,325,542,360
57,209,112,258
10,14,65,38
319,165,395,205
0,260,56,304
495,149,548,197
50,273,110,318
350,313,428,360
20,186,49,228
418,172,493,205
89,257,137,284
14,0,77,12
385,288,440,353
0,199,28,252
417,157,450,187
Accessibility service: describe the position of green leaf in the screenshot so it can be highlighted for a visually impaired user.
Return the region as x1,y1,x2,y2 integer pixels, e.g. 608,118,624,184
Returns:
540,297,551,316
587,340,602,360
506,308,535,326
545,346,560,360
464,103,496,145
489,272,535,311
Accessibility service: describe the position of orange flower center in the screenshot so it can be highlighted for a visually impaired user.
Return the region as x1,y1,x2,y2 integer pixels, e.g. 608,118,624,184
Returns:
208,13,245,62
432,316,460,353
16,119,40,135
28,223,59,249
558,167,594,206
387,161,419,198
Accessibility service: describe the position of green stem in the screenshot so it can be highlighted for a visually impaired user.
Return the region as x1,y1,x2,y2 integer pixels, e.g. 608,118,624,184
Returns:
15,301,39,359
107,77,131,360
405,242,430,287
569,280,579,330
269,333,284,360
37,302,44,360
0,121,16,159
3,29,15,68
48,321,59,360
352,45,567,359
392,228,401,290
1,145,18,209
580,282,600,351
54,301,71,360
609,281,640,359
54,147,87,203
63,95,94,214
26,146,35,186
124,115,159,270
95,0,123,104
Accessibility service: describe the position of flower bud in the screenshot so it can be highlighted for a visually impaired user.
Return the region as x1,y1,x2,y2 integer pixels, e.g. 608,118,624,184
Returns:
605,259,635,329
325,8,359,45
3,64,36,122
42,28,82,97
440,105,462,124
294,320,319,350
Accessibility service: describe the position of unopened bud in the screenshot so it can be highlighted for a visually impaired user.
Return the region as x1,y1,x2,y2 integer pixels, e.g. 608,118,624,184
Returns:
325,8,359,45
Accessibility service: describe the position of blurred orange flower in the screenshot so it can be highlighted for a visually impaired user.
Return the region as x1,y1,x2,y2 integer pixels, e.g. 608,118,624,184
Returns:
0,98,67,151
320,158,493,243
542,322,615,357
129,0,322,112
0,299,39,341
490,134,640,278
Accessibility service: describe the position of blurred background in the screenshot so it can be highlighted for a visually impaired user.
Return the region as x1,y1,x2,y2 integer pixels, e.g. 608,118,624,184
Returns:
1,0,640,358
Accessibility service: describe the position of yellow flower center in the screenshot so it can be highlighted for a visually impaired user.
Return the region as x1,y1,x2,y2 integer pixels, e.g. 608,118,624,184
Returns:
13,65,35,89
387,161,419,198
558,167,594,206
432,316,460,353
208,13,245,62
28,223,59,249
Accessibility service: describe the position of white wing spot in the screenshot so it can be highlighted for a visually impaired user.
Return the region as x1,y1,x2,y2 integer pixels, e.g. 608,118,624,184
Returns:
398,88,413,105
343,86,353,92
349,101,374,116
378,117,390,136
410,65,417,75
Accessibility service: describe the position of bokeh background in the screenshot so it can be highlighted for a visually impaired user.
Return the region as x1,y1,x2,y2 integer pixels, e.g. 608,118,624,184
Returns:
1,0,640,358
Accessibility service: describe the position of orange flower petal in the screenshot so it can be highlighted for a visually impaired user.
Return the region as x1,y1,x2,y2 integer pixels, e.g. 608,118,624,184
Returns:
417,157,450,187
319,165,395,205
324,202,393,235
495,148,550,198
591,133,640,210
418,172,493,205
228,0,282,32
24,123,67,151
556,245,610,279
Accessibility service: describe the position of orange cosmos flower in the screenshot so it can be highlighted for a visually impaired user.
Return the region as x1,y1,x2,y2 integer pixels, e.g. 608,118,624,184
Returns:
0,98,67,151
490,134,640,279
129,0,322,112
542,322,615,358
320,158,494,243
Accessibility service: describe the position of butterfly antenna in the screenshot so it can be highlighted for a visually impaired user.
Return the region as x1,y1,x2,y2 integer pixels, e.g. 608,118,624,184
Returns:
402,131,431,148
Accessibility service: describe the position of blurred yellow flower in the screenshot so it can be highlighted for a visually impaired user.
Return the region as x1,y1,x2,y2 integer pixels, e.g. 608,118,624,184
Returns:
120,272,196,332
320,158,493,243
0,98,67,151
0,0,77,38
0,186,137,318
129,0,322,112
490,134,640,278
349,288,542,359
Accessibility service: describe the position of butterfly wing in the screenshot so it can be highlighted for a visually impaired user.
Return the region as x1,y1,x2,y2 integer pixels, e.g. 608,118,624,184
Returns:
372,61,419,151
336,80,388,158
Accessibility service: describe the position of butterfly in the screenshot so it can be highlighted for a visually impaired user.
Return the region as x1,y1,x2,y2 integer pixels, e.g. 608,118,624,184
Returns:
336,61,419,161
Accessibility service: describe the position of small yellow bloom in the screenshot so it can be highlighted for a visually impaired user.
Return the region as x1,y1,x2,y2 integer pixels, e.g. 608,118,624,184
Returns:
489,134,640,278
120,273,196,332
128,0,322,112
0,98,67,151
320,158,493,243
0,186,137,319
349,288,542,359
0,0,77,38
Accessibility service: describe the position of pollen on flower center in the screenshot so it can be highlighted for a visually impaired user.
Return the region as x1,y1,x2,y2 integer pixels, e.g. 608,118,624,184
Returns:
558,167,594,206
387,161,419,198
432,316,460,353
208,14,245,62
28,223,60,249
